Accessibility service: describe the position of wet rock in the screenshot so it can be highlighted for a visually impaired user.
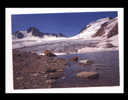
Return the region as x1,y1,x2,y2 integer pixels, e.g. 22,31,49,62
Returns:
78,59,93,66
69,56,78,62
76,71,99,79
43,50,56,57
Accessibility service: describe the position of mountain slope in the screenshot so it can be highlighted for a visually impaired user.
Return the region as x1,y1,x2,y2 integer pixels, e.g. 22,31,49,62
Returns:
72,17,118,39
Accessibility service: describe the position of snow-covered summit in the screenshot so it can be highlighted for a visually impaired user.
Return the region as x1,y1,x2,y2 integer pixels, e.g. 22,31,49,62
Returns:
72,17,118,39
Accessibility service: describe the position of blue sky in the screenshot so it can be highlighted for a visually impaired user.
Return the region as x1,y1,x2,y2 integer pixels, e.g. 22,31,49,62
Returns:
12,11,117,37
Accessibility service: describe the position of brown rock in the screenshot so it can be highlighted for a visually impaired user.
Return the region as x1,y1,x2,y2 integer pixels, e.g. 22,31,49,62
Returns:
44,50,56,57
76,71,99,79
69,56,78,62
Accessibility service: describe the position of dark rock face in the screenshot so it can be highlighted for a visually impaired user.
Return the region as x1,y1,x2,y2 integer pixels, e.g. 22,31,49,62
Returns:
13,49,67,89
27,27,44,37
92,22,108,37
16,32,24,38
107,23,118,38
13,31,24,39
27,27,40,33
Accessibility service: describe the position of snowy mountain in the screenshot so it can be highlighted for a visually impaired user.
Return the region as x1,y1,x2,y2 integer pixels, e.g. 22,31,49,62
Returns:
12,27,66,40
72,17,118,39
12,17,118,51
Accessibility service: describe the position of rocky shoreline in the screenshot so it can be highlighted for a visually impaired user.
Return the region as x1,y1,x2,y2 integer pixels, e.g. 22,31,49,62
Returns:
13,48,119,89
13,49,67,89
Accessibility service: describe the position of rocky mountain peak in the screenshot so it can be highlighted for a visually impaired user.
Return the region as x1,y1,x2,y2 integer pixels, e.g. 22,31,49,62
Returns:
12,27,65,39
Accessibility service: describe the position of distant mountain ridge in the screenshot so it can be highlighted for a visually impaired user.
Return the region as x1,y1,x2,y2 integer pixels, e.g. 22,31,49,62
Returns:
12,27,65,39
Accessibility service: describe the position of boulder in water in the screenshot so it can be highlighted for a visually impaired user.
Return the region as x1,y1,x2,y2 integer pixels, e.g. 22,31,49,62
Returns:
78,59,93,66
69,56,78,62
76,71,99,79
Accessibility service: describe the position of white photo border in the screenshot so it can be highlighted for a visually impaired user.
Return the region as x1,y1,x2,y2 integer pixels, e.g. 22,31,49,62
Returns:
5,8,124,93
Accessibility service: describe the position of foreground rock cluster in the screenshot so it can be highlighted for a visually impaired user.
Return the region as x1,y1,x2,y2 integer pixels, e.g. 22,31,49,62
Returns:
13,49,67,89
